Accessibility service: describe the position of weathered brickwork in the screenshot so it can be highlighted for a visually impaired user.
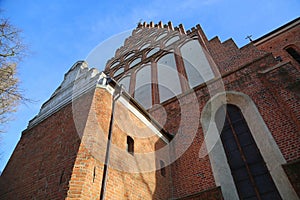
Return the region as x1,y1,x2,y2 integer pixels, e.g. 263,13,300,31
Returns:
1,18,299,200
0,86,171,200
66,88,171,199
148,18,300,199
254,18,300,70
0,96,82,200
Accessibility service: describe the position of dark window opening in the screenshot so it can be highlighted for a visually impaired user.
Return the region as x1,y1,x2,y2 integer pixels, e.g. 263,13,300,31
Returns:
59,168,65,185
275,56,282,62
93,166,96,183
286,47,300,64
215,104,282,200
160,160,166,177
127,136,134,155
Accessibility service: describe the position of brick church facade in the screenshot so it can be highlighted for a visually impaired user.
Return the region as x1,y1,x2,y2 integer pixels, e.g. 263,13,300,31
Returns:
0,18,299,199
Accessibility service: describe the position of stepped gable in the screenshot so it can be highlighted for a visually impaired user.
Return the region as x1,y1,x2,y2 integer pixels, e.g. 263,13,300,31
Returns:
104,21,209,77
104,20,269,79
205,35,268,74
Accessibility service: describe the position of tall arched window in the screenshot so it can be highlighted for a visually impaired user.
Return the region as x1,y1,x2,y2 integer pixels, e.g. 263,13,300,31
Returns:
180,40,214,88
134,65,152,109
215,104,282,199
157,53,182,103
118,75,131,92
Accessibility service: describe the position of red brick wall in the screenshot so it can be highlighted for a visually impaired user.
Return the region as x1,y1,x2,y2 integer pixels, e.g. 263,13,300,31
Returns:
1,20,299,200
150,40,300,198
254,22,300,70
0,94,86,199
258,62,300,161
0,87,171,200
150,93,217,198
204,36,267,74
66,87,172,199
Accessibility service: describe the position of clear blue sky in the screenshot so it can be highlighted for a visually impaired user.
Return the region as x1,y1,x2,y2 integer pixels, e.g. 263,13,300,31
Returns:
0,0,299,172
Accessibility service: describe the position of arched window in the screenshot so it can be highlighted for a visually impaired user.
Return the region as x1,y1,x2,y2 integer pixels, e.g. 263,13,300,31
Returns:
165,36,180,46
110,61,119,68
180,40,214,88
129,57,141,68
148,31,156,37
134,65,152,109
127,136,134,155
118,75,131,92
156,32,167,41
124,52,135,60
113,67,124,77
140,43,150,51
157,53,182,103
215,104,282,200
286,47,300,64
147,47,160,58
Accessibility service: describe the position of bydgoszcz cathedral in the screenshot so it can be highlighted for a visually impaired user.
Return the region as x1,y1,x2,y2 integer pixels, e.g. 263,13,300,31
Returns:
1,18,299,200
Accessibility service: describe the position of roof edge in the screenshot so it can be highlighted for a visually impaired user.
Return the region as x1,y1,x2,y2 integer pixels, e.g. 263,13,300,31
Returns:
253,17,300,45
